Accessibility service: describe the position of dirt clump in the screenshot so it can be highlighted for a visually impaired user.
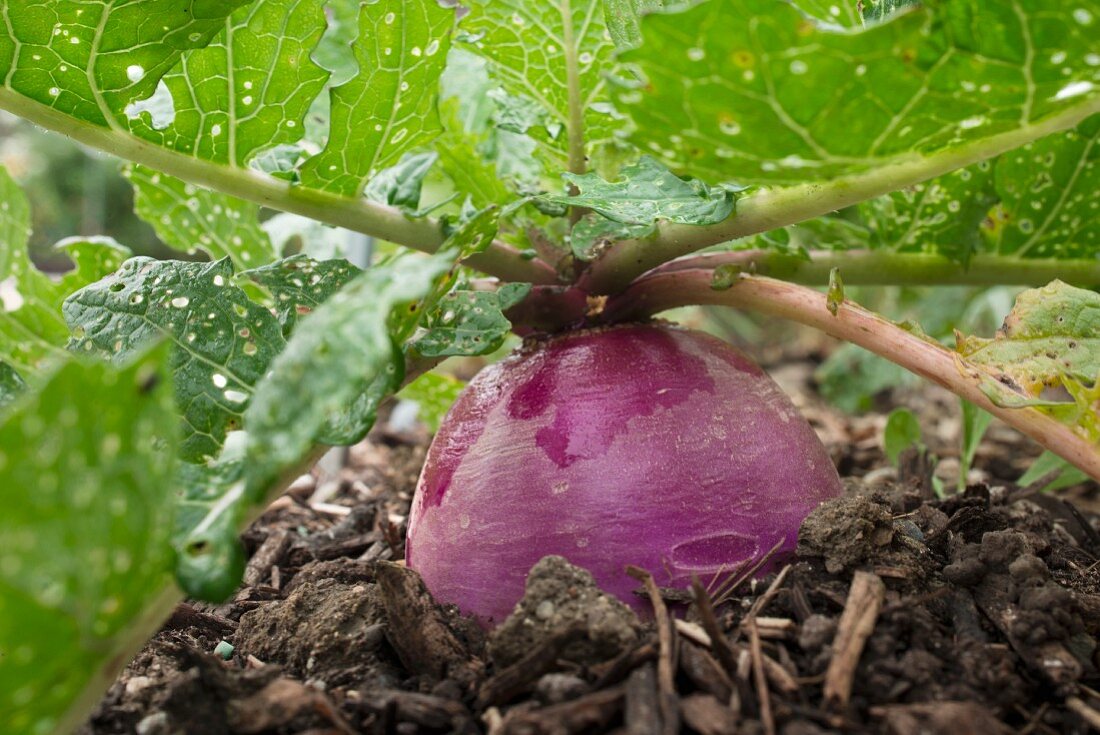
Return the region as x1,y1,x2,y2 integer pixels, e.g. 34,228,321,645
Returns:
234,576,393,687
488,555,641,668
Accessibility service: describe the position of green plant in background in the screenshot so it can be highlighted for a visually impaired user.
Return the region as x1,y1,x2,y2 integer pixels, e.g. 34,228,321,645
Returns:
0,1,1097,732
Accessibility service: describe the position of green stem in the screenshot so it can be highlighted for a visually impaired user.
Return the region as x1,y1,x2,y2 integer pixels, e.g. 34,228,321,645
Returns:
605,269,1100,482
560,0,586,180
650,250,1100,287
0,88,558,286
581,99,1100,294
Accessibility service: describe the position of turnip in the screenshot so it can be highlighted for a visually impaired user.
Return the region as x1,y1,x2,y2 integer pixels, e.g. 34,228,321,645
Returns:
406,322,843,623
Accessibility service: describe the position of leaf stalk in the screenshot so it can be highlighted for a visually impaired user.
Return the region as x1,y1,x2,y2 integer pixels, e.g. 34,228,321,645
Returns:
0,88,558,285
581,99,1100,294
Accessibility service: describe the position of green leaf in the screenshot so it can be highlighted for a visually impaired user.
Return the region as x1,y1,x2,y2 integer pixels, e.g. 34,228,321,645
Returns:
173,449,249,601
543,156,740,226
64,258,288,463
986,117,1100,259
0,167,132,379
412,282,531,357
0,346,178,735
603,0,674,48
127,0,329,168
436,100,517,207
956,280,1100,396
1018,450,1091,491
0,1,250,127
300,0,454,196
462,0,618,150
396,371,465,432
860,162,998,264
242,254,446,492
243,208,500,493
126,166,278,270
617,1,1100,185
884,407,922,465
241,254,362,335
364,151,439,212
571,214,655,261
959,399,993,490
0,361,26,410
490,89,564,140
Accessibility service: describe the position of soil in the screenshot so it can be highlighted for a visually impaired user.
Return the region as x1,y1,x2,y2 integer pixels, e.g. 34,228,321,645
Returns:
79,348,1100,735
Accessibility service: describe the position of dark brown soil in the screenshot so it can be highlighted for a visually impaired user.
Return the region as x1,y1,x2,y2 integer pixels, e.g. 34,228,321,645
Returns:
79,353,1100,735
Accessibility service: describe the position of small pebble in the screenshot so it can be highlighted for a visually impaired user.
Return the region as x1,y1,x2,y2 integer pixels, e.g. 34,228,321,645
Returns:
214,640,234,660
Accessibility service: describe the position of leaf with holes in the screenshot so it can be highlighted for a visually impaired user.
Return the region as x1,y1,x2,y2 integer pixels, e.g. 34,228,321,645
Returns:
0,346,178,735
300,0,454,196
986,117,1100,258
860,162,998,264
126,0,329,168
243,207,501,496
956,280,1100,396
461,0,619,154
543,156,741,226
63,258,287,463
617,1,1100,185
0,1,250,126
241,255,362,335
126,166,278,270
571,214,655,261
413,282,531,357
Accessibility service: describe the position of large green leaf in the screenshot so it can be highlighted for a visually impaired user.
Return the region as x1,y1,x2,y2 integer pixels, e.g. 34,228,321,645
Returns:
64,258,288,463
299,0,454,196
0,1,250,126
0,346,178,735
126,166,278,270
126,0,329,167
461,0,618,152
742,118,1100,264
617,0,1100,185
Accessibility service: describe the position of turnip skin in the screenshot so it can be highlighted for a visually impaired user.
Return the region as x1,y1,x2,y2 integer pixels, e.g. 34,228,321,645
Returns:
407,322,842,623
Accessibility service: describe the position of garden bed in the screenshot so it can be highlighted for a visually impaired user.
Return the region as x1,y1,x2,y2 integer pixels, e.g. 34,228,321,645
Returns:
80,354,1100,735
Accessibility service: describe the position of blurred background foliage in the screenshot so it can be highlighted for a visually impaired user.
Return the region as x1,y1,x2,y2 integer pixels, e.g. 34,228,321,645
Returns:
0,112,172,270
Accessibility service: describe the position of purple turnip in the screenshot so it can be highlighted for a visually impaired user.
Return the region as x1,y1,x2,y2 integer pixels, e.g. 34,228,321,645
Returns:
406,322,842,623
